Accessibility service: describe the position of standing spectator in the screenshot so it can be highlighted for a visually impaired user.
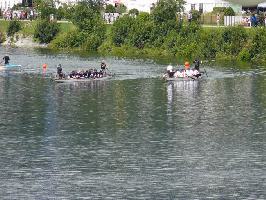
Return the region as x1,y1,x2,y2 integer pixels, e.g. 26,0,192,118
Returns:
250,14,257,27
188,11,192,23
30,9,34,21
216,14,220,26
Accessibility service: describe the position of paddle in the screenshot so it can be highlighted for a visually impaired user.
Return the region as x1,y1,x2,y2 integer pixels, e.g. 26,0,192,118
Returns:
204,68,208,77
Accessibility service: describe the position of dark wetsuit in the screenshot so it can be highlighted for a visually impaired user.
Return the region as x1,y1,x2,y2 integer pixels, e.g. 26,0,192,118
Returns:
3,56,10,65
193,59,200,71
101,63,107,71
193,60,201,78
57,65,63,79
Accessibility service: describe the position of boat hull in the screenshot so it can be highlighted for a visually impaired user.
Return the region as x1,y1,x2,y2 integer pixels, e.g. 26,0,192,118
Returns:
54,76,112,83
165,77,201,81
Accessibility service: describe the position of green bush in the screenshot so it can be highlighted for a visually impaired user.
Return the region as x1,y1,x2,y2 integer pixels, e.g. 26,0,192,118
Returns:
116,3,127,14
212,7,226,14
128,9,139,16
7,20,22,36
105,4,116,13
71,1,103,33
50,30,88,48
34,20,60,43
237,48,251,62
199,29,221,59
0,30,6,43
224,7,235,16
111,15,135,46
221,26,247,55
191,10,201,22
249,27,266,59
127,13,154,48
82,33,105,51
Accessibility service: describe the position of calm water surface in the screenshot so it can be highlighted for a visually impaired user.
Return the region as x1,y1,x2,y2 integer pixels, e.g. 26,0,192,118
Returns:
0,48,265,199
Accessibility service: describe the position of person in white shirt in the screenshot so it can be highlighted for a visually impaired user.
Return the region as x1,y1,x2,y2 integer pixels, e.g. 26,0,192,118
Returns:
166,64,175,78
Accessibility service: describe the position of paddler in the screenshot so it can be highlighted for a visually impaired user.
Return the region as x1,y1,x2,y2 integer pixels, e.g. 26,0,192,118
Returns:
100,60,107,72
1,55,10,65
166,64,175,78
192,59,201,78
57,64,64,79
182,61,194,77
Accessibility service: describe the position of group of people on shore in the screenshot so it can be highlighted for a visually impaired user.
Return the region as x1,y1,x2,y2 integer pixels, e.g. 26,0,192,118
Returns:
56,60,109,79
165,59,202,79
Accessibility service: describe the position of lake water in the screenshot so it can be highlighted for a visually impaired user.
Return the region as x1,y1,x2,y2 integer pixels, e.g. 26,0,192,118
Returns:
0,47,265,199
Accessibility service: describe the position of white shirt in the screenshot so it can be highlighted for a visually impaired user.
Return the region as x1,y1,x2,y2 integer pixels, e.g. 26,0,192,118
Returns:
167,65,173,72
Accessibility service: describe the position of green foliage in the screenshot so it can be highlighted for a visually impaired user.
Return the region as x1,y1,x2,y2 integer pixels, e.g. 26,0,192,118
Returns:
212,7,226,13
50,30,81,48
128,9,139,16
7,20,22,36
0,30,6,43
151,0,185,25
34,19,60,43
105,4,116,13
82,33,104,51
127,13,154,48
180,22,201,37
237,48,251,62
221,26,247,55
116,3,127,14
249,27,266,60
111,15,135,46
162,30,181,53
71,1,104,33
200,28,222,58
57,5,67,20
191,10,201,22
38,1,57,20
224,7,235,16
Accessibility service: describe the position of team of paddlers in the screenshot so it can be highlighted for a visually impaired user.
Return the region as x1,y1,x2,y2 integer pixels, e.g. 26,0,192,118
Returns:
56,61,109,79
164,59,202,79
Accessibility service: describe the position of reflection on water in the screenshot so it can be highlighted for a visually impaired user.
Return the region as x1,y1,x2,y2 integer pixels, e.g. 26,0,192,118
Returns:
0,48,265,199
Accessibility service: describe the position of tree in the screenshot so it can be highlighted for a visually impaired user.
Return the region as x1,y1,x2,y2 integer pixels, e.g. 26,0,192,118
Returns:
115,3,127,14
151,0,185,25
191,10,201,22
7,20,22,37
128,8,139,16
71,0,104,33
111,15,135,46
224,7,235,16
34,19,60,43
35,0,57,19
105,4,116,13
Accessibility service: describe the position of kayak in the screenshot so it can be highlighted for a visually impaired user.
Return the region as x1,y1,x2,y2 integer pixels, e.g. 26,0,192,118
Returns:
54,76,112,83
0,64,22,70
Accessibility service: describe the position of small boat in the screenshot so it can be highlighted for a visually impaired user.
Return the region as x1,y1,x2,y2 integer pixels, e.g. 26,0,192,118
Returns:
53,75,112,83
0,64,22,70
165,76,201,81
163,70,207,81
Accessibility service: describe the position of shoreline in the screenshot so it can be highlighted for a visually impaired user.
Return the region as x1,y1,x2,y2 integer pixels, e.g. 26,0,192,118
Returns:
2,35,47,48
